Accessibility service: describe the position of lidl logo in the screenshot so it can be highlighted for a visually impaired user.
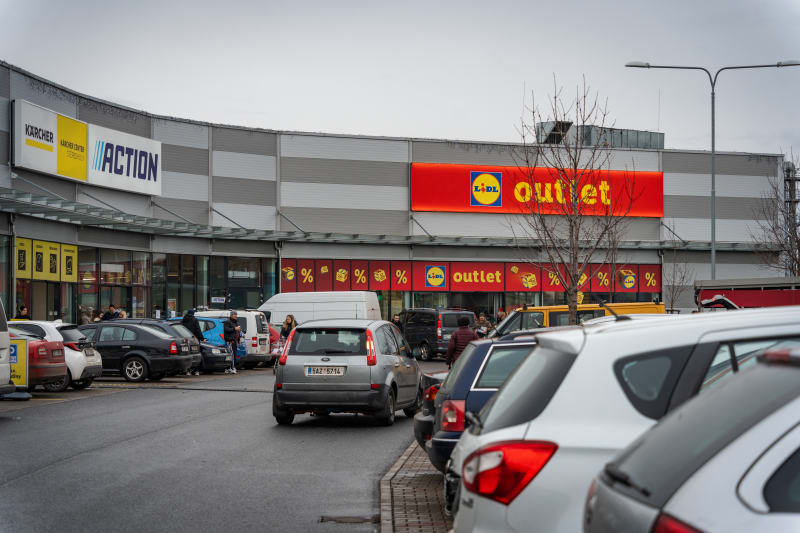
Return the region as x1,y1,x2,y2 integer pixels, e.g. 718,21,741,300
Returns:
470,172,502,207
425,265,446,288
281,266,295,281
618,269,637,289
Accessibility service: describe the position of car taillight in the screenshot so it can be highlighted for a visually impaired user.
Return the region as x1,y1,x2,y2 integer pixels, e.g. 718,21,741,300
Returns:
441,400,465,432
169,342,179,355
437,314,442,339
462,441,557,505
37,346,48,356
252,336,258,348
279,329,295,365
651,514,705,533
365,329,377,366
424,384,440,402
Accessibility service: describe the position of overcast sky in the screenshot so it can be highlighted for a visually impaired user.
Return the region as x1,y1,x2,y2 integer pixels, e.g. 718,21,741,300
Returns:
1,0,798,155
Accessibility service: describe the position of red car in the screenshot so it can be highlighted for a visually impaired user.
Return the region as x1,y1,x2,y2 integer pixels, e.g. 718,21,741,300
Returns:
9,326,67,390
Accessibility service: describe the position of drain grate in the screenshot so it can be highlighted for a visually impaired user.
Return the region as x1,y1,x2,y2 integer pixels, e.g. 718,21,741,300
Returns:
319,515,379,524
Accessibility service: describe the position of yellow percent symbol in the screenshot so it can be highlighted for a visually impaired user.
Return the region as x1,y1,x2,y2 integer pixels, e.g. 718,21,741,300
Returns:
597,271,610,287
301,267,313,284
354,269,367,284
395,269,408,284
547,271,561,286
645,272,657,287
578,272,588,287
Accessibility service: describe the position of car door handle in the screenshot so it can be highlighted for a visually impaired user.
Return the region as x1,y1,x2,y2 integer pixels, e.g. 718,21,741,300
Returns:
121,346,131,349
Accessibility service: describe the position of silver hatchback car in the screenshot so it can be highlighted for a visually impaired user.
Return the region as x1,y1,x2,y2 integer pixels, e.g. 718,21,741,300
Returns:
273,319,422,426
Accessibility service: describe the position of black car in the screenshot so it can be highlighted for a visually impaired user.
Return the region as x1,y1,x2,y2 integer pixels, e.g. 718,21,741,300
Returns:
106,319,201,369
398,308,476,361
78,323,193,382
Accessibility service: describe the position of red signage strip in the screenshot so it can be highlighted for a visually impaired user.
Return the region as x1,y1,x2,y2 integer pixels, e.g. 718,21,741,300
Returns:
505,262,541,292
281,259,297,293
450,262,505,292
411,163,663,217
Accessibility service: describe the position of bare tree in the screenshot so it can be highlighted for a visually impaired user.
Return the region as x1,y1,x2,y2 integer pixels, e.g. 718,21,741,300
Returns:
751,155,800,276
662,250,694,312
510,78,637,324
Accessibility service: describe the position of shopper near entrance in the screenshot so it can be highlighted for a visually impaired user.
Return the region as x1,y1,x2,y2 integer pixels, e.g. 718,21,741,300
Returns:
223,311,242,374
474,313,492,337
392,314,404,333
446,316,478,368
101,304,120,321
16,305,31,320
280,314,297,339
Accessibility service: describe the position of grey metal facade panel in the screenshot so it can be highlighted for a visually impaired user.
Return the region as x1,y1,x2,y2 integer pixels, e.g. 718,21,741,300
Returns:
0,66,9,98
212,151,275,181
78,226,150,250
77,100,150,138
162,144,209,175
212,203,276,230
212,176,276,206
11,71,77,117
662,151,780,177
412,140,519,165
280,134,408,163
162,171,209,202
77,185,152,217
0,131,7,165
16,215,77,244
281,182,407,211
152,119,208,149
212,239,276,257
664,195,767,220
665,250,776,265
212,127,276,156
151,235,211,255
12,169,77,200
281,157,408,187
621,218,661,240
279,207,409,235
152,197,209,225
0,96,8,132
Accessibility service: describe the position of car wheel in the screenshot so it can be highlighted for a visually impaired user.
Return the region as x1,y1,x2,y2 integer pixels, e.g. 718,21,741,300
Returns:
403,387,423,418
44,371,70,392
377,388,396,426
70,377,93,390
419,343,430,361
149,373,166,381
122,356,148,382
274,405,294,425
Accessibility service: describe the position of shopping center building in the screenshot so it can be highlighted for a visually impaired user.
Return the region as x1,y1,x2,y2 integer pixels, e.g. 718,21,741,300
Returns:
0,60,784,322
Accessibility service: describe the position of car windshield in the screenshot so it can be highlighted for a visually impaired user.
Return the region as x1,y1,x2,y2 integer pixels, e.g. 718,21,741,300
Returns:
490,310,544,337
290,328,366,355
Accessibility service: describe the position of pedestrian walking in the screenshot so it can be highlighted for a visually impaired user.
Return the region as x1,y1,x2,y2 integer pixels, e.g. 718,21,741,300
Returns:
280,314,297,339
223,311,242,374
474,313,492,338
446,316,478,368
15,305,31,320
182,309,204,376
391,314,404,333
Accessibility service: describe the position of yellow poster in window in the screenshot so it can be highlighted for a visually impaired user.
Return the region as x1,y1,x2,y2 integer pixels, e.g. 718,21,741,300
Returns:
61,244,78,283
10,338,28,388
32,240,61,281
15,238,31,279
56,114,88,181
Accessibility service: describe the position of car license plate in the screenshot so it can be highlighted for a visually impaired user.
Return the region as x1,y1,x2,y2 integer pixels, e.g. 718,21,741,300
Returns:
306,366,345,376
259,338,267,345
225,356,232,361
444,334,451,340
181,346,188,353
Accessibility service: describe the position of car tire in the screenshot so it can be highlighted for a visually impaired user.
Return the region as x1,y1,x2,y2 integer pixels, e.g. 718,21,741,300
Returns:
376,388,396,426
70,378,93,390
122,356,148,382
419,343,431,362
274,408,294,426
44,371,70,392
403,387,423,418
149,373,166,381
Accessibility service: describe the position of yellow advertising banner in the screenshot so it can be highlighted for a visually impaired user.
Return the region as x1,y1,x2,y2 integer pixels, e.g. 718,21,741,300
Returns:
16,238,32,279
10,338,28,388
61,244,78,283
32,240,61,282
56,114,88,181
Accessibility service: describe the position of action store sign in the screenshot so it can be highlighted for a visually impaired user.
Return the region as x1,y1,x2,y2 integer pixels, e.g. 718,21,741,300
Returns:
88,124,162,196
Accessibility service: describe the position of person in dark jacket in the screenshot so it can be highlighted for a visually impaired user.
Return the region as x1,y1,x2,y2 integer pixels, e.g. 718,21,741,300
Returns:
223,311,242,374
446,316,478,368
101,304,120,321
182,309,205,376
391,314,404,334
16,306,31,320
280,314,297,339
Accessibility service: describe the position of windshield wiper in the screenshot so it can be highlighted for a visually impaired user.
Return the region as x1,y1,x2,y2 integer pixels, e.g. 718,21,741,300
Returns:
603,462,651,497
465,411,483,431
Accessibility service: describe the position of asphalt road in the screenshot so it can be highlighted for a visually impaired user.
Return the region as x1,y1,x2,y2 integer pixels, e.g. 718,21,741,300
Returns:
0,361,448,533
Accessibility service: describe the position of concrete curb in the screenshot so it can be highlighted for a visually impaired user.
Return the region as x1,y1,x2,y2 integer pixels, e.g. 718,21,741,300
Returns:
380,440,418,533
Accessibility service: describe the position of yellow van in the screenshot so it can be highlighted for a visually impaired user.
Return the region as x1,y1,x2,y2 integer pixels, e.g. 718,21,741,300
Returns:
493,302,665,335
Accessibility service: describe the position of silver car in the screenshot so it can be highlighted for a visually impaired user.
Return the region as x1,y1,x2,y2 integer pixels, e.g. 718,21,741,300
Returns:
584,343,800,533
273,319,422,426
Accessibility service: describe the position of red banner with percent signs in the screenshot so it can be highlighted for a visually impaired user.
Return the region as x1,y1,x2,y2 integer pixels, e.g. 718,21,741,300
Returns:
614,264,639,293
333,260,351,291
281,258,297,293
370,261,391,291
411,163,663,217
351,260,369,291
639,264,662,293
541,264,565,292
316,260,333,291
505,262,541,292
391,261,411,291
590,264,613,292
297,259,315,292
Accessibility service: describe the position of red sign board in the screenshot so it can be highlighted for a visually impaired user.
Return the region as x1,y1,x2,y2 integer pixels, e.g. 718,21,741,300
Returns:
590,264,613,292
351,260,369,291
391,261,411,291
411,163,663,218
541,264,565,292
639,264,662,293
297,259,315,292
316,260,333,292
614,264,639,293
370,261,391,291
281,258,297,293
333,260,351,291
450,262,504,292
413,262,449,292
505,262,541,292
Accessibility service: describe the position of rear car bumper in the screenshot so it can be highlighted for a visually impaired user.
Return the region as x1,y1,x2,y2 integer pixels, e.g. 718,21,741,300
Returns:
78,364,103,380
202,354,231,371
413,412,435,449
244,353,270,364
149,355,193,375
426,432,461,472
274,387,388,413
29,363,68,386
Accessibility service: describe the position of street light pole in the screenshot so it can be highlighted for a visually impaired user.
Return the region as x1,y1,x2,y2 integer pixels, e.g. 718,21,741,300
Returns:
625,60,800,280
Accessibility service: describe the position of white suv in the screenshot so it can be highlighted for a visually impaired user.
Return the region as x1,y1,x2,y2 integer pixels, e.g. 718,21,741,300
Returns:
0,301,12,396
196,310,271,367
12,321,103,391
452,306,800,533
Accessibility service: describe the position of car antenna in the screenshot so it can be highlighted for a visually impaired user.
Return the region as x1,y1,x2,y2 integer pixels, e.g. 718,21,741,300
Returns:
599,301,631,321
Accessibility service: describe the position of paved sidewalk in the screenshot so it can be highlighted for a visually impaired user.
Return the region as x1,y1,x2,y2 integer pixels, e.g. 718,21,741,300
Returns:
381,441,453,533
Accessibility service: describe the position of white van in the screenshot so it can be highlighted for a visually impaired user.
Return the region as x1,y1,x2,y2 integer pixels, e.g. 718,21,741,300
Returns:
258,291,381,327
0,300,14,396
195,310,271,368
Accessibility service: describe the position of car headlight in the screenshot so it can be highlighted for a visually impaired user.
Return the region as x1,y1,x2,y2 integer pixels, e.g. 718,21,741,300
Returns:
211,348,223,355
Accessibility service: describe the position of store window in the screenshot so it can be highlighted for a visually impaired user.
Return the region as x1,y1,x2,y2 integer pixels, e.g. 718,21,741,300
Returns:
181,255,195,313
15,279,30,319
167,254,180,317
197,256,209,310
210,256,226,309
413,293,448,309
542,292,568,306
132,252,150,286
389,291,411,319
228,257,261,309
100,249,132,285
78,247,98,324
505,292,541,310
152,254,166,318
0,236,8,311
261,258,276,302
60,284,75,323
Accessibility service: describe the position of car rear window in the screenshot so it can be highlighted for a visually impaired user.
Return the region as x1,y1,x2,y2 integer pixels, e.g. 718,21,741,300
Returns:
13,323,47,338
170,324,194,339
9,325,42,339
764,446,800,512
610,363,800,508
439,344,478,395
139,325,174,339
477,344,577,435
58,326,87,342
255,314,268,334
474,344,534,389
442,313,474,328
237,317,248,333
291,328,366,355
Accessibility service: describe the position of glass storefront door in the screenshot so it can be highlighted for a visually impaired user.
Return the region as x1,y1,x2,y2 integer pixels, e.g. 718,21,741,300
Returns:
100,286,132,317
448,292,503,321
